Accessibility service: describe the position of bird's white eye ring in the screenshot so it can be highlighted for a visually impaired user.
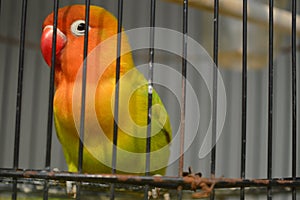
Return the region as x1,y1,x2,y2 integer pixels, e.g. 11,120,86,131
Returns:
71,20,90,36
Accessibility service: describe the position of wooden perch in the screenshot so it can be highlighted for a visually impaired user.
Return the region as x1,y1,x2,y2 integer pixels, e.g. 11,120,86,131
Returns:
165,0,300,36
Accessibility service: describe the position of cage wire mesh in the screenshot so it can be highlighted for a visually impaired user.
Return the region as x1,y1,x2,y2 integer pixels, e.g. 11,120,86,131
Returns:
0,0,300,199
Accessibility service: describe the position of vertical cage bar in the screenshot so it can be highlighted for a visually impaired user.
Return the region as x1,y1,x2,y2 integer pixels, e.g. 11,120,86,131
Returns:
13,0,27,172
77,0,91,174
178,0,188,178
177,1,188,199
76,1,91,199
45,0,59,171
12,0,27,199
240,0,247,199
110,0,123,199
144,0,156,199
44,1,59,199
112,0,123,176
210,0,219,199
267,0,274,199
291,0,297,199
146,0,156,176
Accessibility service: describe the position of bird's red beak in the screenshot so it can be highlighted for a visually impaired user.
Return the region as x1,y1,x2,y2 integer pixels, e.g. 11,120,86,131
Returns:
41,25,67,67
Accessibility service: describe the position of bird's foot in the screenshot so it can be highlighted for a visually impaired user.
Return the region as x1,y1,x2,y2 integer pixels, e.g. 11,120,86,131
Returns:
184,167,216,199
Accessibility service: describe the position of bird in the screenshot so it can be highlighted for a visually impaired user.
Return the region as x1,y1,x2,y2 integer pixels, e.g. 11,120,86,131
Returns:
40,4,172,175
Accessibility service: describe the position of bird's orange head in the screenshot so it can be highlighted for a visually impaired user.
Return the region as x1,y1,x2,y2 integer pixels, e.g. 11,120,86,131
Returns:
41,5,132,84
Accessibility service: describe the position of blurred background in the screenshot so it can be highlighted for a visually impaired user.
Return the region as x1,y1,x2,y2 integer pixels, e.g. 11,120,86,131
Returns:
0,0,299,199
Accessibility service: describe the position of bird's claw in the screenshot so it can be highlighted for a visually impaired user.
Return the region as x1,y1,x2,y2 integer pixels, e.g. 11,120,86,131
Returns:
184,167,216,199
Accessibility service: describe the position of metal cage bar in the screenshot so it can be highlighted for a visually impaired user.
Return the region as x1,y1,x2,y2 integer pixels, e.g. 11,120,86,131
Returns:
2,169,300,188
146,0,156,177
291,0,297,199
179,0,188,177
12,0,28,199
76,0,91,199
43,1,59,199
240,0,248,199
77,0,91,174
112,0,124,175
177,0,188,199
144,0,156,198
45,0,59,172
267,0,274,199
110,0,124,199
210,0,219,199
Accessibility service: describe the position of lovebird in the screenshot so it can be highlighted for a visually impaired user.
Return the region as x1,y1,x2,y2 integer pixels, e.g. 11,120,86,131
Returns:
40,5,172,175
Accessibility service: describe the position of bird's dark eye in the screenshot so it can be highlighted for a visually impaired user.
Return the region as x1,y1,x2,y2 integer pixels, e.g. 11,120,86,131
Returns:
71,20,90,36
77,23,86,31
